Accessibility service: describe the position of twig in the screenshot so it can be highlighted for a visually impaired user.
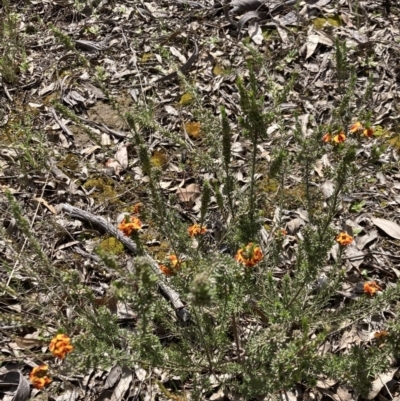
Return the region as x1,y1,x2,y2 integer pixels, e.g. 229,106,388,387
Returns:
50,108,74,141
60,203,190,323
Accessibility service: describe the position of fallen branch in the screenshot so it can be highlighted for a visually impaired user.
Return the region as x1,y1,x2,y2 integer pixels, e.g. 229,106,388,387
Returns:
60,203,190,323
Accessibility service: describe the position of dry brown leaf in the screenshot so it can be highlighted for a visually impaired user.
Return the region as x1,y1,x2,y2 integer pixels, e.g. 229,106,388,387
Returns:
371,218,400,240
286,217,303,234
356,230,378,250
13,336,44,350
176,183,201,206
345,245,364,269
32,197,56,214
115,145,128,169
0,371,30,401
110,367,133,401
105,159,122,175
230,0,263,14
366,368,398,400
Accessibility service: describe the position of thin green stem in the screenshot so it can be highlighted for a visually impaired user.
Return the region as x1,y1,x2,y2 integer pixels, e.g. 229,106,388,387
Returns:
249,131,258,228
192,307,214,372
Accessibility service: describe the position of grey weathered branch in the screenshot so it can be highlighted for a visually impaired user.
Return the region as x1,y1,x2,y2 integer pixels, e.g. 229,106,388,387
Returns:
60,203,190,323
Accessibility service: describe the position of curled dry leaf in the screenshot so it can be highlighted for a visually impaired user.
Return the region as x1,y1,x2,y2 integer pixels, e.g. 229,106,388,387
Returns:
114,145,128,169
286,217,304,234
176,183,201,206
0,371,30,401
105,159,122,175
230,0,263,14
366,368,398,400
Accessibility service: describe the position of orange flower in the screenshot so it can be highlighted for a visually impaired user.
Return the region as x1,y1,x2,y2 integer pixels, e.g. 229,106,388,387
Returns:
118,215,142,236
322,133,331,143
159,254,181,276
332,131,346,143
336,232,353,246
49,334,73,359
364,281,382,296
29,365,52,389
374,330,388,339
349,122,363,133
363,127,374,138
188,224,207,237
235,243,263,268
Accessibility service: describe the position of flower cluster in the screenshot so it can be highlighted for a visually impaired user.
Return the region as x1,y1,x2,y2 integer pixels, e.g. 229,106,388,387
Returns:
235,243,263,268
323,122,374,144
159,254,181,276
323,131,346,144
188,223,207,237
118,215,142,237
29,365,52,389
29,334,74,390
336,232,353,246
363,281,382,296
350,121,374,137
49,334,74,359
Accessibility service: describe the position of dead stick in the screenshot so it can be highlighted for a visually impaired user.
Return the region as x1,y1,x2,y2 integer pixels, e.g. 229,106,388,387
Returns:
60,203,190,323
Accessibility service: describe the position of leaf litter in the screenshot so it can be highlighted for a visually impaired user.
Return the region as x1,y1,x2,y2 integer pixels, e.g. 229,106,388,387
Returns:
0,0,400,400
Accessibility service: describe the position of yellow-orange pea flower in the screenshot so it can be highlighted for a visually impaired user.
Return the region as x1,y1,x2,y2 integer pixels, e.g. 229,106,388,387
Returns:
29,365,52,389
332,132,346,143
49,334,73,359
188,224,207,237
322,133,331,143
159,254,181,276
363,127,374,137
363,281,382,296
118,215,142,237
336,232,353,246
235,243,263,268
349,121,363,133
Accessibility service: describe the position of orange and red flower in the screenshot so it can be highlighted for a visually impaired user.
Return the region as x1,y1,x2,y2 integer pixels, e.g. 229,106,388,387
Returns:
188,224,207,237
363,127,374,138
322,133,332,143
332,131,346,143
364,281,382,296
29,365,52,389
235,243,263,268
118,215,142,236
336,232,353,246
49,334,73,359
349,121,374,138
159,254,181,276
349,121,363,133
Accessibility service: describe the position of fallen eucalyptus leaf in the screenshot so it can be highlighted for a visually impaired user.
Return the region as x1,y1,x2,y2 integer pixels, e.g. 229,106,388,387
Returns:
371,218,400,240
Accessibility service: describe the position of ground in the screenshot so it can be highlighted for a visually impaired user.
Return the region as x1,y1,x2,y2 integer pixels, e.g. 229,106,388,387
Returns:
1,0,400,400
